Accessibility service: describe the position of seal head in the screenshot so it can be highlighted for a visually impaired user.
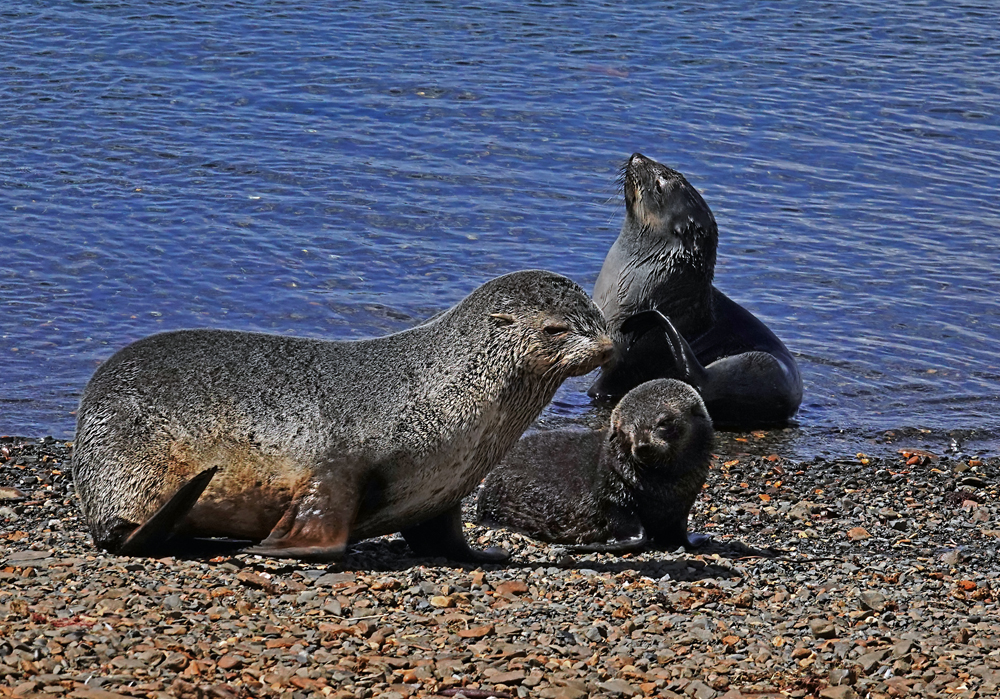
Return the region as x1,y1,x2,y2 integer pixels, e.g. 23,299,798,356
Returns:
595,153,718,339
606,378,713,548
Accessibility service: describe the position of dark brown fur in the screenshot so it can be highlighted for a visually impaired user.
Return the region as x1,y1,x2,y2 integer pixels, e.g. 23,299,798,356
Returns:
477,378,713,550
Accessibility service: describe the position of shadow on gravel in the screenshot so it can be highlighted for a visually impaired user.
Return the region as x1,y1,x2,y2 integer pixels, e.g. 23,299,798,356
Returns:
325,536,779,583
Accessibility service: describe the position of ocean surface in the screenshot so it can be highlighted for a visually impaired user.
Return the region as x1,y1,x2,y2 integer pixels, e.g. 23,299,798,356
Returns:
3,1,1000,460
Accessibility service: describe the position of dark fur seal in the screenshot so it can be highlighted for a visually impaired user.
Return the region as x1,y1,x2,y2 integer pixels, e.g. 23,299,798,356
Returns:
477,378,713,550
72,270,613,562
589,153,802,427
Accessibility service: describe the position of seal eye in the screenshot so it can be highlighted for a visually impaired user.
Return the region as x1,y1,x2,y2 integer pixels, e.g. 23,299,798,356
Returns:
655,417,682,442
543,324,570,337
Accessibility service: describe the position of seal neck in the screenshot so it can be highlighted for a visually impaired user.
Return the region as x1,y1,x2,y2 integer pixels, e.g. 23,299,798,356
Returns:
619,224,716,338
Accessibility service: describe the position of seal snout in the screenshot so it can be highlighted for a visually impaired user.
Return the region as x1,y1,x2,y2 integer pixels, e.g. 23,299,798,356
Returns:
565,334,615,377
595,334,615,366
621,153,651,211
630,436,658,466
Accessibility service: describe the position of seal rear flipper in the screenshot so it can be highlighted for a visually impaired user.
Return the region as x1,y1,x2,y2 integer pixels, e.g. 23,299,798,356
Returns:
568,526,647,554
700,352,802,426
116,466,219,556
245,480,356,561
402,504,508,563
690,290,803,424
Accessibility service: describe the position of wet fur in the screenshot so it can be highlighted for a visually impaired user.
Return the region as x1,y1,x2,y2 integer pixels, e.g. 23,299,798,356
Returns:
590,153,802,426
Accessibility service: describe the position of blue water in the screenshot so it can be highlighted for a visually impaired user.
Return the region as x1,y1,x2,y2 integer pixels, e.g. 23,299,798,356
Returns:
3,2,1000,459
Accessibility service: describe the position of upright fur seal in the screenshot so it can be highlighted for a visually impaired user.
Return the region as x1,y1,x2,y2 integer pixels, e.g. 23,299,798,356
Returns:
72,270,613,561
590,153,802,427
477,378,713,550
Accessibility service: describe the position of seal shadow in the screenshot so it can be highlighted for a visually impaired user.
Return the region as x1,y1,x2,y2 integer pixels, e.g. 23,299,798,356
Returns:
122,536,257,561
302,530,777,583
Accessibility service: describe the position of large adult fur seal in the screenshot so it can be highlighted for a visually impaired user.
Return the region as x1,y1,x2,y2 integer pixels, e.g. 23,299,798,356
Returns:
477,378,713,550
589,152,802,427
72,270,614,562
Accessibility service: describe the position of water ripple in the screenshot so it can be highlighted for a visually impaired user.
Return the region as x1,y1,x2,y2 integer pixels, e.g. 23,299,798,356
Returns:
2,1,1000,456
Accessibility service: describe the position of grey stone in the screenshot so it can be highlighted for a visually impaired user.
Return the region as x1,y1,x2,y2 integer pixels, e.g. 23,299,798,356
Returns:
809,618,838,639
5,549,52,563
856,649,890,674
820,686,857,699
314,572,356,587
596,680,638,696
891,640,914,658
858,591,887,612
829,668,856,686
684,680,717,699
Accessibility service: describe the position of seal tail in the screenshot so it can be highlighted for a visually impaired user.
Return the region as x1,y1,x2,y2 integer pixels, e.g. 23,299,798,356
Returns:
117,466,219,556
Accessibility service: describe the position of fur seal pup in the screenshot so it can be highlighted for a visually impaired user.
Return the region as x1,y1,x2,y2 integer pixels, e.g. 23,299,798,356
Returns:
477,378,713,550
589,152,803,427
71,270,614,562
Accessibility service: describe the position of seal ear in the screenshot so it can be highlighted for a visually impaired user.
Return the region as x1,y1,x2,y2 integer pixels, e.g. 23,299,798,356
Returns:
489,313,516,327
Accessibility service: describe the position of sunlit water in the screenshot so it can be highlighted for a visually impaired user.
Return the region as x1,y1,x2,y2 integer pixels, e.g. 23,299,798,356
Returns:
3,2,1000,460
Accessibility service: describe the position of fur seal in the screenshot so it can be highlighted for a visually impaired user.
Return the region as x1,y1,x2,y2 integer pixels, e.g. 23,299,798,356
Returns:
477,378,713,550
589,152,803,427
71,270,613,562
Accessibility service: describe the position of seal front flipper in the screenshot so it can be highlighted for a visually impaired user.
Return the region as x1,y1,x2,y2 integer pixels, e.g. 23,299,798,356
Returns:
645,513,709,551
624,310,710,391
588,309,709,400
402,504,509,563
117,466,219,556
246,477,358,561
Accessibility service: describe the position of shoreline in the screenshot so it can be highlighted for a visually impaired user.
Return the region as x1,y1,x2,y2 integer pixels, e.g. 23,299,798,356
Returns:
1,436,998,699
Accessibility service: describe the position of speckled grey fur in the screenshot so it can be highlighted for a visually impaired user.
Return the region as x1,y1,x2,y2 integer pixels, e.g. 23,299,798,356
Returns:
72,270,612,559
477,378,713,549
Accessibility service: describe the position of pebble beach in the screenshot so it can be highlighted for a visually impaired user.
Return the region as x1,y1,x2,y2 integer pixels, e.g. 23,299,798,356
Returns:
1,434,998,699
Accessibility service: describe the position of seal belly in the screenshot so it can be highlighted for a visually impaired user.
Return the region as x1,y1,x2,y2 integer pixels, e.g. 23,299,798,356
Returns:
163,439,313,540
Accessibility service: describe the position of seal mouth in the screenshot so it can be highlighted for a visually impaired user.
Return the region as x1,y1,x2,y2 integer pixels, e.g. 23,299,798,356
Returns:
631,441,669,467
620,153,658,216
562,335,615,377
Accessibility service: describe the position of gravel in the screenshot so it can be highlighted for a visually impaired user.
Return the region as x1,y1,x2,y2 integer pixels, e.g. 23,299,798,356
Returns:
1,433,998,699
